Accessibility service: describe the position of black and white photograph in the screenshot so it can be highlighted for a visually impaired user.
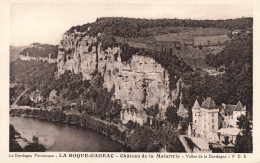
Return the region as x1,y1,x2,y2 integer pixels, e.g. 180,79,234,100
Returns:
8,2,253,154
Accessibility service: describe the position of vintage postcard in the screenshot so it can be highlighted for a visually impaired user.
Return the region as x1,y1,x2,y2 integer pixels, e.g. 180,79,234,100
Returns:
1,0,260,162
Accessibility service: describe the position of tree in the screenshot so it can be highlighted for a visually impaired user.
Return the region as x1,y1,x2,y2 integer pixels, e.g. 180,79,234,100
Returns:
24,143,45,152
165,106,179,128
222,136,230,146
234,114,252,153
147,117,150,125
9,125,15,140
19,96,33,106
9,125,23,152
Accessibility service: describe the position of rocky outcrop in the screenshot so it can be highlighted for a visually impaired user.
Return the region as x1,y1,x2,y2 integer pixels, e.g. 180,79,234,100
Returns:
19,53,57,63
57,31,182,114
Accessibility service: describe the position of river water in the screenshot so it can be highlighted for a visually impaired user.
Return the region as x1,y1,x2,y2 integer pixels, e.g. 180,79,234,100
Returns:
10,116,125,152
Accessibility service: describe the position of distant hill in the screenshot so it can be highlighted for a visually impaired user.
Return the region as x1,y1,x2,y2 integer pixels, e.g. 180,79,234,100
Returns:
66,17,252,69
10,46,27,62
20,43,58,59
69,17,253,37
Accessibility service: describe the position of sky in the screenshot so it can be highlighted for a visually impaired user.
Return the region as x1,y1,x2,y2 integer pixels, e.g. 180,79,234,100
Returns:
10,3,253,46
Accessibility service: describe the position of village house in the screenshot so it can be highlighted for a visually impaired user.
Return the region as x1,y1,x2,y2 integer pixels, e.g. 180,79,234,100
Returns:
49,89,57,102
190,97,246,143
29,89,43,103
120,108,147,126
220,101,246,128
232,29,241,36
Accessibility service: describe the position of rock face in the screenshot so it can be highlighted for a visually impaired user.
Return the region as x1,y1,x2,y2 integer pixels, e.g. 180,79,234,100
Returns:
19,53,57,63
57,32,181,114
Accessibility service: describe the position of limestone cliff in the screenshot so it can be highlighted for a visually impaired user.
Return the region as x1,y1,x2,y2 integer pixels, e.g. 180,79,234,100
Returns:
57,31,181,113
19,53,57,63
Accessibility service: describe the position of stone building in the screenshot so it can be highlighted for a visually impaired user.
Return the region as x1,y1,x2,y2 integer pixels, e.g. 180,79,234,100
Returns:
191,97,246,143
120,108,147,126
29,89,43,103
220,101,246,128
49,89,57,102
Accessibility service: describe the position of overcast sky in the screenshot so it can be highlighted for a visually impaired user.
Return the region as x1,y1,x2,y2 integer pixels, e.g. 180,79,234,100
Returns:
10,3,253,46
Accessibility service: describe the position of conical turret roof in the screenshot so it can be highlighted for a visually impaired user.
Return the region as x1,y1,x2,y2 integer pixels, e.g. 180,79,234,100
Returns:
201,97,217,109
192,99,201,110
234,101,243,111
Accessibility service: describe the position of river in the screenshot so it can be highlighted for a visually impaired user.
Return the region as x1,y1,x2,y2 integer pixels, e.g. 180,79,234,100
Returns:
10,116,125,152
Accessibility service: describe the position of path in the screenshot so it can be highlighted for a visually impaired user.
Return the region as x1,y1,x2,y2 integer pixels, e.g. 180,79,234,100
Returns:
11,87,28,107
92,116,127,132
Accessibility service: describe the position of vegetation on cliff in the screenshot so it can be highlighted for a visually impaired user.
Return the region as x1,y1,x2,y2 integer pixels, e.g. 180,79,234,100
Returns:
119,43,192,90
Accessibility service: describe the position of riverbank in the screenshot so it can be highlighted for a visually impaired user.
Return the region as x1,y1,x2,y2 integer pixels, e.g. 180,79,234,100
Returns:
10,108,131,151
10,124,47,152
10,108,185,152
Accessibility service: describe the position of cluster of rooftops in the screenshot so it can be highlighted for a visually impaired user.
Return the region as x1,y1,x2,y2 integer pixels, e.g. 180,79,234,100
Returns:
192,97,246,114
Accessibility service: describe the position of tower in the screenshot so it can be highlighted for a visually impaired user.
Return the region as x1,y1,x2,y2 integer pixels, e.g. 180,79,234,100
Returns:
192,99,201,124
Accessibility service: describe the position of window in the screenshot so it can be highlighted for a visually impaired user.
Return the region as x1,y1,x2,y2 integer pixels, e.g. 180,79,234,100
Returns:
212,125,214,130
212,113,214,117
204,118,206,122
224,122,226,127
212,119,214,123
204,124,206,129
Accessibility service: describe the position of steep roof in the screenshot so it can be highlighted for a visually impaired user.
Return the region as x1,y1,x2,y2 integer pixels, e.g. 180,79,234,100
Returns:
224,105,236,116
234,101,244,111
192,100,201,110
201,97,217,109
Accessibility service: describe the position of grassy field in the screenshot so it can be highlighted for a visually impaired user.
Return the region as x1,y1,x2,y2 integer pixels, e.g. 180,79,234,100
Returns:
185,27,229,37
115,27,230,45
127,42,147,48
193,35,230,46
114,27,230,69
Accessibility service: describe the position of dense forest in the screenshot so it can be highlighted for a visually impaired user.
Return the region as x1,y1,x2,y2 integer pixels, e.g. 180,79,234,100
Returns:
69,17,252,38
181,33,253,121
10,60,57,96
